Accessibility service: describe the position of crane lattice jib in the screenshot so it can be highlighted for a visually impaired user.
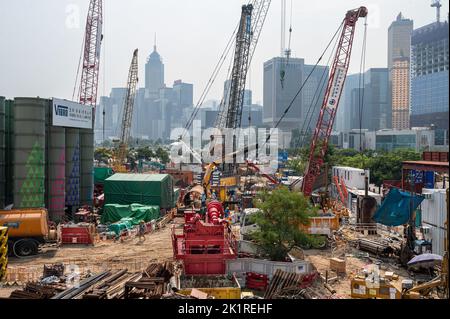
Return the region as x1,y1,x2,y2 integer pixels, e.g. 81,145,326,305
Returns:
118,49,139,164
79,0,103,108
302,7,368,196
215,0,271,130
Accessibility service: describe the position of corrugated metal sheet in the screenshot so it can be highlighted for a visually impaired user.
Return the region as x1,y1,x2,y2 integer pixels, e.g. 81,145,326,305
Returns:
421,189,447,228
226,258,313,280
430,226,445,256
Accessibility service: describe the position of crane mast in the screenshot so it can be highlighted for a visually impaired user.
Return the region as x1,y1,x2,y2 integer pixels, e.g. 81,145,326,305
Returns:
114,49,139,171
301,7,368,196
78,0,103,107
215,0,272,130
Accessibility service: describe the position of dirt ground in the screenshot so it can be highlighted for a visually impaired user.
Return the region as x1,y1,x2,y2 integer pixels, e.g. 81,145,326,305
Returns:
0,218,181,298
303,247,410,297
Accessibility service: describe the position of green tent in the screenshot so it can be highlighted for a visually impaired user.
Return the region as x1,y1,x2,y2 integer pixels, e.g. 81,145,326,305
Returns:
104,173,174,208
94,167,114,185
101,203,160,225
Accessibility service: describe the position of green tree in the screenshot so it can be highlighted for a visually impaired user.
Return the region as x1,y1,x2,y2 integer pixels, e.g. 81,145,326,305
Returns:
94,147,113,163
155,147,170,164
286,158,306,176
250,188,316,261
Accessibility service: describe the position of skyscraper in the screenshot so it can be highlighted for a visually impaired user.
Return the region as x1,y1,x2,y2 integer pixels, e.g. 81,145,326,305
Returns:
388,13,413,130
335,74,360,131
263,57,303,132
410,20,449,129
387,13,413,72
391,57,410,129
145,44,165,96
362,68,391,131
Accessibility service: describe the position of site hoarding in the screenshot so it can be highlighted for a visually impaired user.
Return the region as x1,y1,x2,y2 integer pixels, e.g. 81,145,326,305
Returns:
52,98,93,129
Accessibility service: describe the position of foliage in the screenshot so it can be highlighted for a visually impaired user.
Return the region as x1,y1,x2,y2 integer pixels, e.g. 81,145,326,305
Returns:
94,147,113,164
250,187,316,261
155,147,170,164
286,158,306,176
331,148,421,186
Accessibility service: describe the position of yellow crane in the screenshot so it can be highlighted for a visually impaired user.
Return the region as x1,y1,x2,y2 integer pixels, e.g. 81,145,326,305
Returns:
113,49,139,173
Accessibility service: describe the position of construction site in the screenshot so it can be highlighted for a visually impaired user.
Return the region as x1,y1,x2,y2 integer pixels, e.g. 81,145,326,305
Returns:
0,0,449,302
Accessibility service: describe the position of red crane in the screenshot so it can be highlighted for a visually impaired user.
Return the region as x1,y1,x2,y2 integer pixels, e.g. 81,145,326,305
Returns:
78,0,103,108
301,7,368,196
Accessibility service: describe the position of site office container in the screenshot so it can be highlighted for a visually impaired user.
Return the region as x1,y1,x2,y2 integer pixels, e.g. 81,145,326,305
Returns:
421,188,448,256
332,166,369,190
301,214,340,236
177,274,241,299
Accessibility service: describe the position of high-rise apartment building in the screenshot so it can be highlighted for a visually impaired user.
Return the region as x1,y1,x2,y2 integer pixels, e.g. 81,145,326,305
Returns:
391,57,410,129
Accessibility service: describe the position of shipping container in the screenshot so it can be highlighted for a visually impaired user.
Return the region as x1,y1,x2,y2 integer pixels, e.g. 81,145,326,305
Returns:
104,174,174,208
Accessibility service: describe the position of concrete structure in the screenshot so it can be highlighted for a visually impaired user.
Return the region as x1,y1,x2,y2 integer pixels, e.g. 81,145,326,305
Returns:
391,57,410,129
410,20,449,129
365,129,436,152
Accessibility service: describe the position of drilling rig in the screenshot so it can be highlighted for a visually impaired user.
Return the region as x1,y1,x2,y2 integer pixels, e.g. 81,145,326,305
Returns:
211,0,271,179
113,49,139,173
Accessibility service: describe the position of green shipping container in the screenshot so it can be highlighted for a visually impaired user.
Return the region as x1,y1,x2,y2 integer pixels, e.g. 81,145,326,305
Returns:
104,173,174,208
94,167,114,185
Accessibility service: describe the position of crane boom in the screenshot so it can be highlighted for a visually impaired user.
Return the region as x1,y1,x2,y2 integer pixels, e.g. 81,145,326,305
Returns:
115,49,139,170
301,7,368,196
215,0,272,130
78,0,103,108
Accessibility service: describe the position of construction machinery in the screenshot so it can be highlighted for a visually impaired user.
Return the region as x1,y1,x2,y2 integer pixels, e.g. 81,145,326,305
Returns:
212,0,271,172
0,209,50,257
297,7,368,196
77,0,103,107
113,49,139,173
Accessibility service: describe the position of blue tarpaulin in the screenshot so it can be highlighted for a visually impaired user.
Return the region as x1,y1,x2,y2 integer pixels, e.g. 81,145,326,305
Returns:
373,188,424,226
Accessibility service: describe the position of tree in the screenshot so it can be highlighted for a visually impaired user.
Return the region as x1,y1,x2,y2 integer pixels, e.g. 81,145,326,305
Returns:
286,158,306,176
94,147,113,164
155,147,170,164
250,187,317,261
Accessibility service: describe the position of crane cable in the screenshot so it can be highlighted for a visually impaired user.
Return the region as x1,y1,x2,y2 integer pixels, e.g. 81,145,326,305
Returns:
280,0,293,89
294,25,340,151
358,17,368,153
181,23,239,140
261,20,345,149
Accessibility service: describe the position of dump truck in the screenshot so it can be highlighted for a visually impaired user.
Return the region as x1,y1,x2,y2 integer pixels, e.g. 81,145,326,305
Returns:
0,208,49,257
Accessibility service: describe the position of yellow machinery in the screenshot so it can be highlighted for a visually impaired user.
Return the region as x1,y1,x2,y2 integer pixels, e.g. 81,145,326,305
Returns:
112,49,139,173
0,226,8,280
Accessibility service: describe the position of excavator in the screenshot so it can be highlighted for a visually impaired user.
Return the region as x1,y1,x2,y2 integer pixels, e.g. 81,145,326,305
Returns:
112,49,139,173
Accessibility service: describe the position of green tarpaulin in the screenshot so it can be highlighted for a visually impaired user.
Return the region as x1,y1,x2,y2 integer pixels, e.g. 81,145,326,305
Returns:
94,167,114,185
108,218,134,236
104,173,174,208
101,203,160,225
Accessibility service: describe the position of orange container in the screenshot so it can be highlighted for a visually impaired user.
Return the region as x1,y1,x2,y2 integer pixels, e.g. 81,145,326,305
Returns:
0,209,49,238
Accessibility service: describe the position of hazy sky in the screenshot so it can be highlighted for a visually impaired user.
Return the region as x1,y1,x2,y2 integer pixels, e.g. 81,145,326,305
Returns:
0,0,448,105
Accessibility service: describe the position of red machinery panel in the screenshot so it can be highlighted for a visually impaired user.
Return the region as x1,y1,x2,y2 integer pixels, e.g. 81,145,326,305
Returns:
246,272,268,290
61,225,95,245
172,201,237,275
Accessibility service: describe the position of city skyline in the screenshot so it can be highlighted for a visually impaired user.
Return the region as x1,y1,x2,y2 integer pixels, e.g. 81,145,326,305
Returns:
0,0,448,105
